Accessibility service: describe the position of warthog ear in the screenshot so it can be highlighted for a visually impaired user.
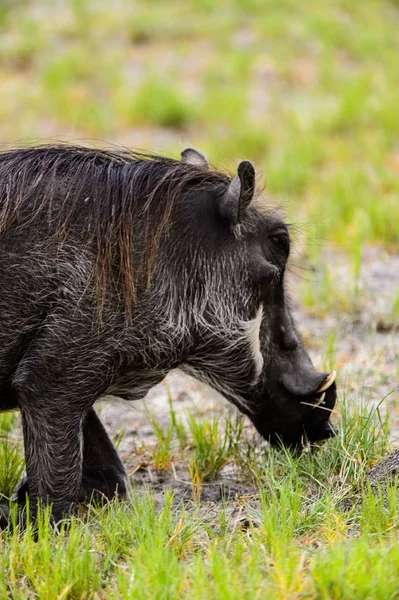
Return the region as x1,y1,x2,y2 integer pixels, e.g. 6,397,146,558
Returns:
181,148,208,168
219,160,255,224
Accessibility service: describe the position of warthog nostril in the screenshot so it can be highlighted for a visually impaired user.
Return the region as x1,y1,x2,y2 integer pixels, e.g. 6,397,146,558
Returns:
316,371,336,393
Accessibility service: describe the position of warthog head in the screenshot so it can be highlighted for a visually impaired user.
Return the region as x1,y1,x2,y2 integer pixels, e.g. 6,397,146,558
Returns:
181,148,337,449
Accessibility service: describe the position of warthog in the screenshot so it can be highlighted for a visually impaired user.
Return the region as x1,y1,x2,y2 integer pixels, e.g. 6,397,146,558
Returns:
0,145,336,527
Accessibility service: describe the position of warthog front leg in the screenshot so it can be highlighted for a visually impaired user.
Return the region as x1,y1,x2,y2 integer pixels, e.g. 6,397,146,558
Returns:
13,407,129,508
19,403,85,526
5,324,115,529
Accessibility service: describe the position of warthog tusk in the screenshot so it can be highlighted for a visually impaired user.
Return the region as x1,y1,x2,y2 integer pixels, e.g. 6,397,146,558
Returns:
314,392,326,407
317,371,336,393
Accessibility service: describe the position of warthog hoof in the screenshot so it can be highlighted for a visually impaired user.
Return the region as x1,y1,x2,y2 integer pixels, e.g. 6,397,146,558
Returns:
0,505,10,529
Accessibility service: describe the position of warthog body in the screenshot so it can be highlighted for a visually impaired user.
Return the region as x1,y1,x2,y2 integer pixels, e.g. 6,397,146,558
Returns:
0,145,336,526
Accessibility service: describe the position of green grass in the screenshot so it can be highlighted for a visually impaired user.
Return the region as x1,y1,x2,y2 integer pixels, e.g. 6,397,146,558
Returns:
0,413,24,502
0,397,398,598
125,77,195,129
187,415,243,483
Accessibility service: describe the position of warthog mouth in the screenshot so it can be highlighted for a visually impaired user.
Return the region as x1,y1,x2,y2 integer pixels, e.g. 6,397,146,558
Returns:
249,371,338,450
296,373,337,448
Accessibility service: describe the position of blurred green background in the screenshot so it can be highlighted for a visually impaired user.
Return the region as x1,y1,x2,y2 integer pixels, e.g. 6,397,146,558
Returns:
1,0,398,251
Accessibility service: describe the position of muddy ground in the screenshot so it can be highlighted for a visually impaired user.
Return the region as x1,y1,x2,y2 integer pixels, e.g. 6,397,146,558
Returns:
97,247,399,517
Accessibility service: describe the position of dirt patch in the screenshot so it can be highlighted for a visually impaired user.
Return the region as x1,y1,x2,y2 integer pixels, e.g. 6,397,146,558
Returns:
291,247,399,439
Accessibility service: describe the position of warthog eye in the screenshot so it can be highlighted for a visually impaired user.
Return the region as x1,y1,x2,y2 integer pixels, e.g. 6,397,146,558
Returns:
270,230,290,257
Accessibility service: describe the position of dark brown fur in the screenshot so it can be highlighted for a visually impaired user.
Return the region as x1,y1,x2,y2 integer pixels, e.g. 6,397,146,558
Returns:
0,144,229,315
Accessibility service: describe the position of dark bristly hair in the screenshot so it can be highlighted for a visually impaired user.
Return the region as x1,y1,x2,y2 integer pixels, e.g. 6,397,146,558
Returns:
0,144,230,315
